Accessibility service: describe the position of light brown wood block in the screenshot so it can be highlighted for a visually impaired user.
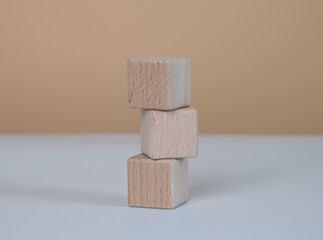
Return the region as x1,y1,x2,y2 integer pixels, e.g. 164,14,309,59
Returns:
127,57,190,110
141,107,198,159
128,154,188,209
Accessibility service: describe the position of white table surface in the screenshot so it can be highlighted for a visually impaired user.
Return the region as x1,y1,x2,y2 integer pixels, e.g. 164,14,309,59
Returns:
0,134,322,240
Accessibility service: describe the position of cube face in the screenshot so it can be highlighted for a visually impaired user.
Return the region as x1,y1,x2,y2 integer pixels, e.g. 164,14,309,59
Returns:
128,57,190,110
128,154,188,209
141,108,198,159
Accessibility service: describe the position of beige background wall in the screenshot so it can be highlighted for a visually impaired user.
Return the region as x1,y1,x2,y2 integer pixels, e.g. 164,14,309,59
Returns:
1,0,322,134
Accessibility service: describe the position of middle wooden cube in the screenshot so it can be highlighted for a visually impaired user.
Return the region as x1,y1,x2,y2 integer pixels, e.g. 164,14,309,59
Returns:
141,107,198,159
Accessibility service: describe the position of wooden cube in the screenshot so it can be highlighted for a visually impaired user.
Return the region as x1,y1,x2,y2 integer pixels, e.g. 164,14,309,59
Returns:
128,154,188,209
141,107,198,159
127,57,190,110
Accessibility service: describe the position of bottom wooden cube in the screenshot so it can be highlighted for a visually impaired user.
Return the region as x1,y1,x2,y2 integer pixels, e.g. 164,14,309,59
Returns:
128,154,188,209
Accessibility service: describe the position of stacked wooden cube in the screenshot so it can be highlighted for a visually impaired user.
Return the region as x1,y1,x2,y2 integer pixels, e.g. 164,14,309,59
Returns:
127,57,198,209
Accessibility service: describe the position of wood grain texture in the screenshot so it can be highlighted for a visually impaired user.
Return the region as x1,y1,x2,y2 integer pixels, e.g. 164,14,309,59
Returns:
128,154,188,209
141,107,198,159
127,57,190,110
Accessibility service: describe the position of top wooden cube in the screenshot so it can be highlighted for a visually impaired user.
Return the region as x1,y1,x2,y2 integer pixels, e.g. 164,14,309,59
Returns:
127,57,190,110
